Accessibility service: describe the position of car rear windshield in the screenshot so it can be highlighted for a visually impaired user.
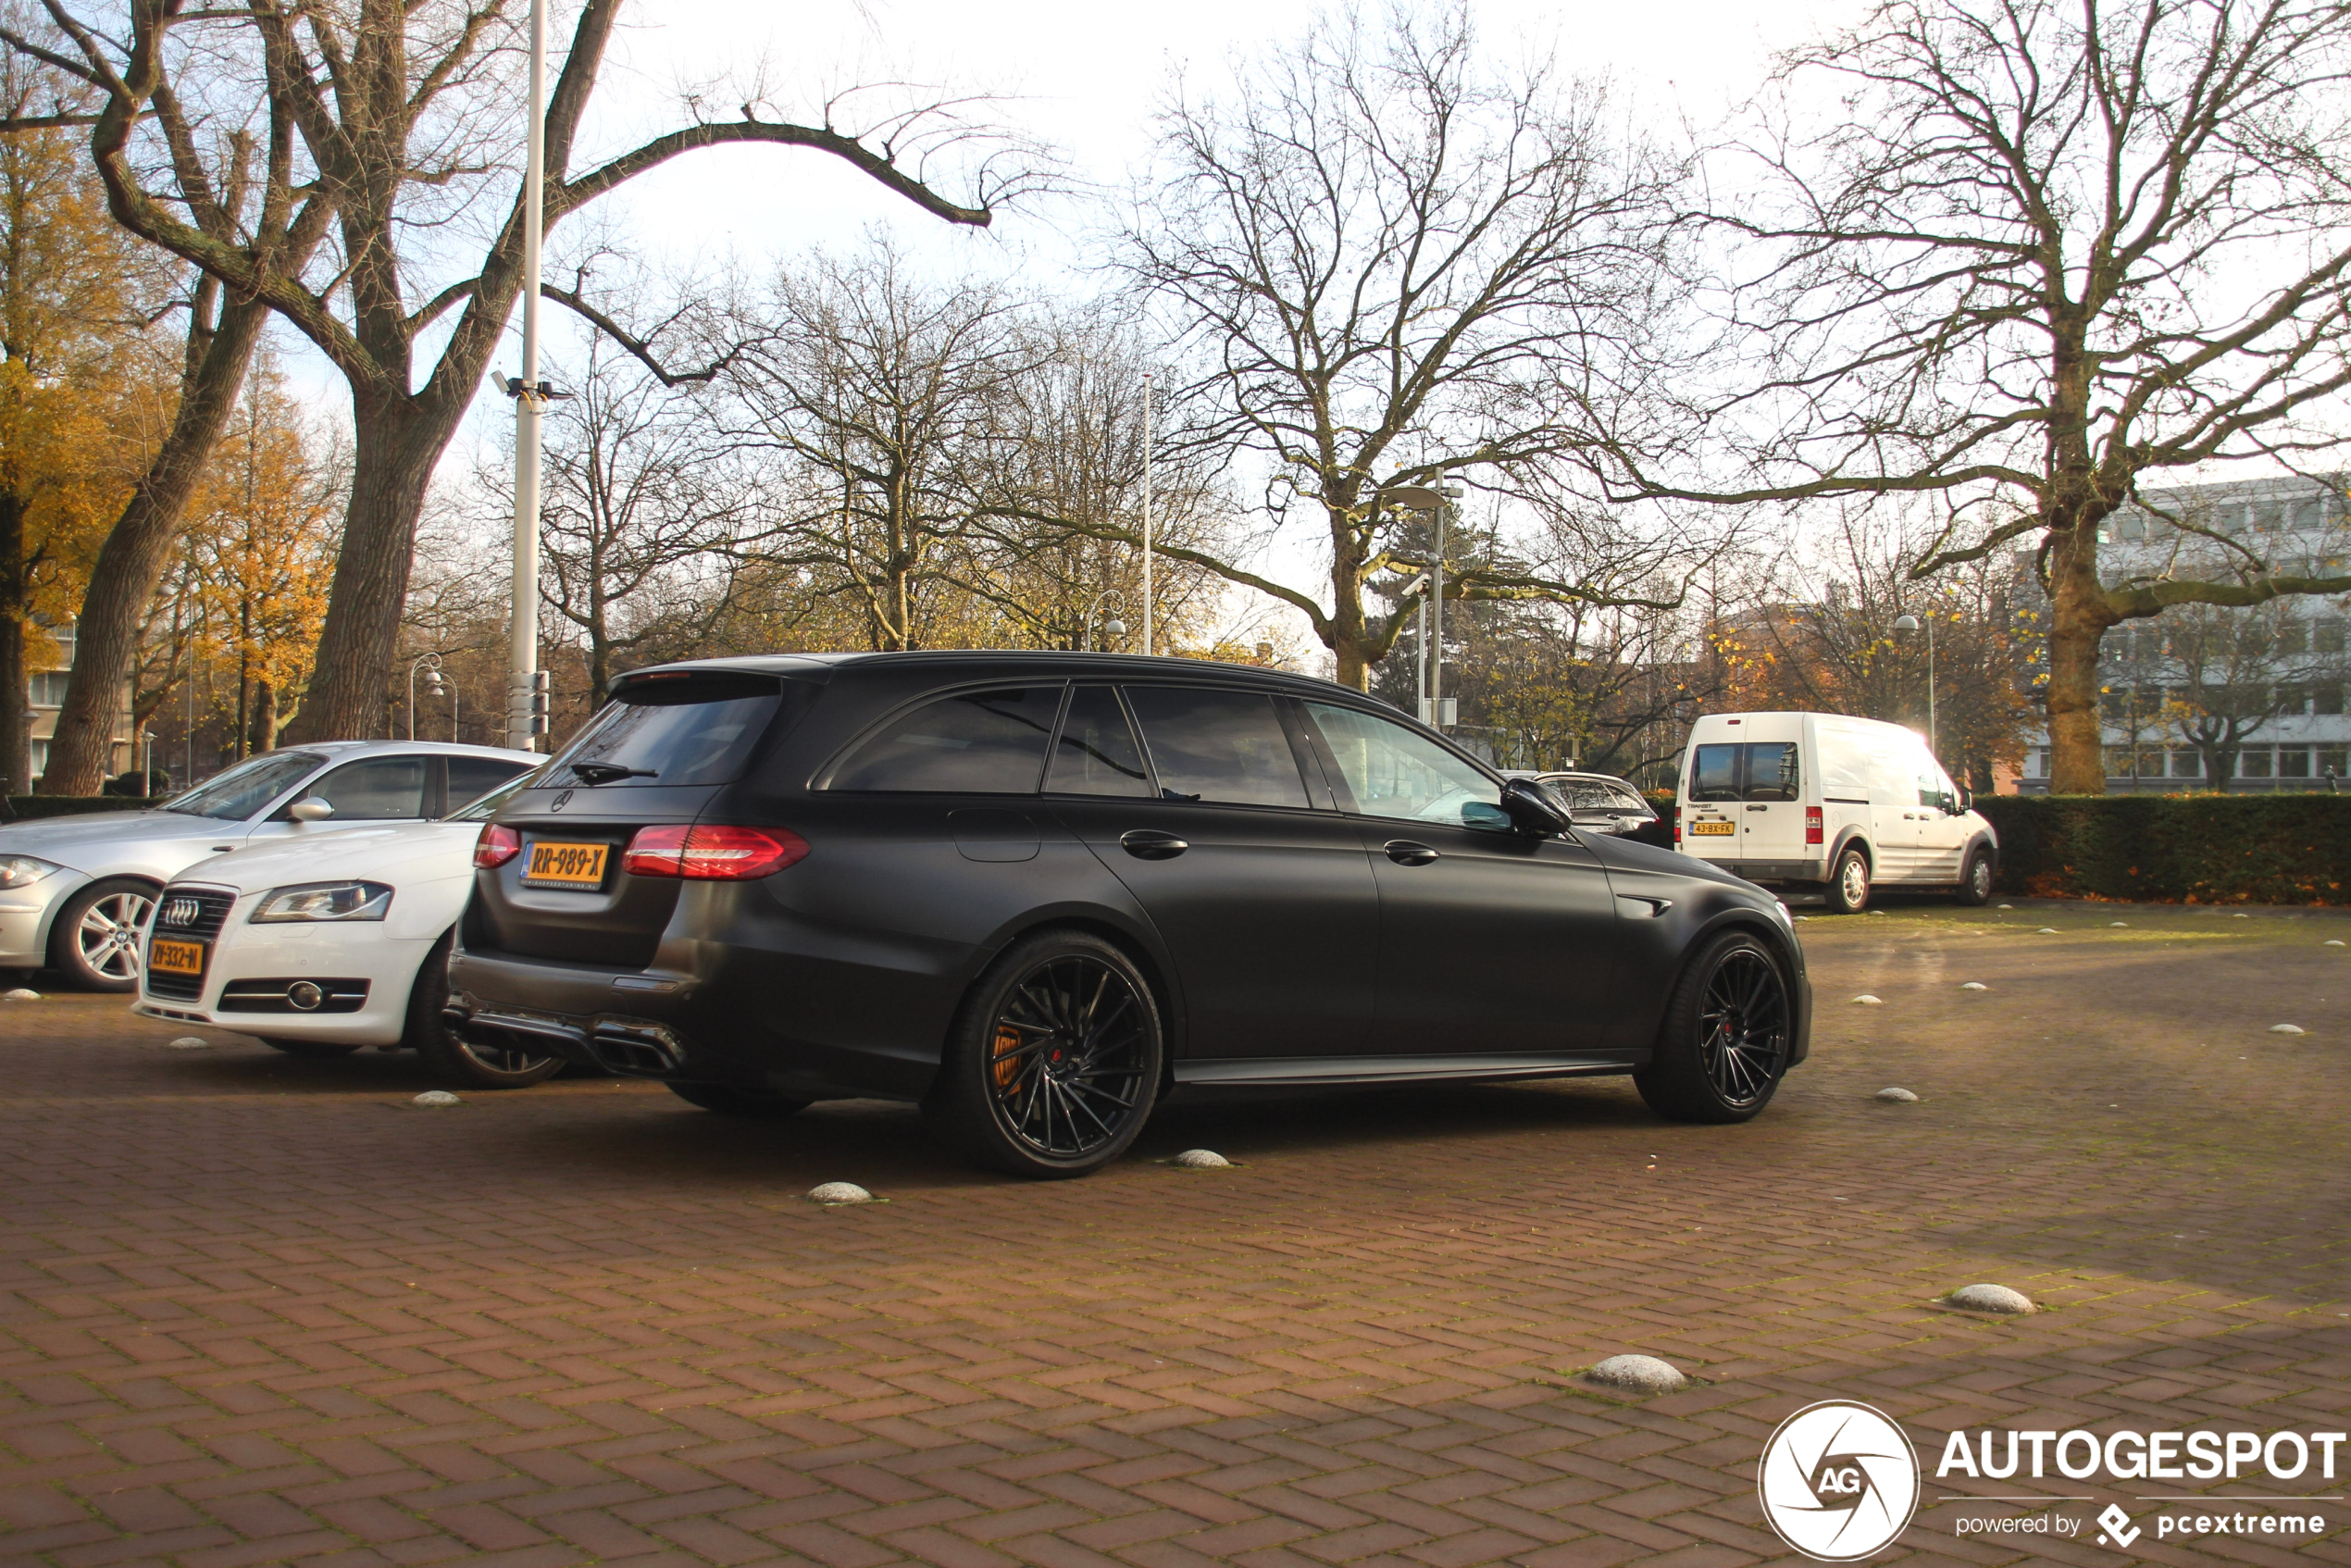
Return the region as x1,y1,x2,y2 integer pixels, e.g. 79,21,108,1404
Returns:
165,752,324,820
1689,741,1800,802
550,676,794,789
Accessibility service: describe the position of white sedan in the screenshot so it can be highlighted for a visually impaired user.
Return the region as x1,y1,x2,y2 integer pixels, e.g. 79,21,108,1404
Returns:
131,771,562,1089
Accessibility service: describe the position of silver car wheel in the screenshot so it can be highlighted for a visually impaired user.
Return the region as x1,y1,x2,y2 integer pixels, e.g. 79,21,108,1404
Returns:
78,890,154,981
1840,854,1870,907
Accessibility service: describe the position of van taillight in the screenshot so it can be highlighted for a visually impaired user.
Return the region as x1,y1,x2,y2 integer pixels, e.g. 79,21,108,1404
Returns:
474,824,521,868
1673,814,1682,846
1806,806,1823,845
624,824,809,879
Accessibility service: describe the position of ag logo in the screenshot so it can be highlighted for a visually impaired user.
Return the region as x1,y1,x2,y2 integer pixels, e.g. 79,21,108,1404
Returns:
1758,1400,1921,1561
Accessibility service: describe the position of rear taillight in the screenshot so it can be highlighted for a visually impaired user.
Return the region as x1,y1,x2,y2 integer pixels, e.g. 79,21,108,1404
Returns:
624,824,810,880
1673,814,1682,846
1806,806,1823,845
474,824,521,868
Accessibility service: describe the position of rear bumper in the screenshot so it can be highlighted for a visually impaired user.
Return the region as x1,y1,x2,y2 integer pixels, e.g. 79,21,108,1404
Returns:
443,942,940,1101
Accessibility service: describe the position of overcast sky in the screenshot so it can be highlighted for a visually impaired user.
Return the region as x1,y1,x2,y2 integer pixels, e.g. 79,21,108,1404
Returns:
414,0,1871,660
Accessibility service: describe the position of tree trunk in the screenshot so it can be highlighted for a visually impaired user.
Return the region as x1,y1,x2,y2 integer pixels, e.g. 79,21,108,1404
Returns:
2045,523,2113,794
1327,507,1371,691
252,678,276,753
39,297,267,794
0,495,29,795
280,395,443,745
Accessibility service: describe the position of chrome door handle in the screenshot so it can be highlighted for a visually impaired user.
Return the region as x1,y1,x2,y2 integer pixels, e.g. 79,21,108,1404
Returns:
1119,829,1188,860
1385,840,1440,865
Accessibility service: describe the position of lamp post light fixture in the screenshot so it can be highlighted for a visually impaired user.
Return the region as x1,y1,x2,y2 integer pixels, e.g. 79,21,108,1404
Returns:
1892,611,1937,753
1083,590,1129,653
408,654,445,742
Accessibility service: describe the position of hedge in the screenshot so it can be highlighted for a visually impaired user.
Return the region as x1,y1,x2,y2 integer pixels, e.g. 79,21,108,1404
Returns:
1973,793,2351,904
2,796,149,821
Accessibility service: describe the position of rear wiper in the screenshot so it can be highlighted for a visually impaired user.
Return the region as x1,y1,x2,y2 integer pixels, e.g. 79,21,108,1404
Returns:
569,762,658,785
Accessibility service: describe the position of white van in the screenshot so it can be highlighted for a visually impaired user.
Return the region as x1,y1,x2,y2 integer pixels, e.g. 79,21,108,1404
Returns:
1673,712,1997,913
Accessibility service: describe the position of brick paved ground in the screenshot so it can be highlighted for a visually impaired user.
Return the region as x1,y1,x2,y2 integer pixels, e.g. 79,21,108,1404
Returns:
3,900,2347,1568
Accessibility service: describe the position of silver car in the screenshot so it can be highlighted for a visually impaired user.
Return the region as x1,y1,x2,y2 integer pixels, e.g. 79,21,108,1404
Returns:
0,740,538,989
1503,769,1663,839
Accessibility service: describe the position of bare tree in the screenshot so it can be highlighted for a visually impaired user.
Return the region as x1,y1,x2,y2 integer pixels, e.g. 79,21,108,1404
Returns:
1115,5,1686,689
724,247,1053,651
42,0,1018,744
528,342,753,704
1591,0,2351,793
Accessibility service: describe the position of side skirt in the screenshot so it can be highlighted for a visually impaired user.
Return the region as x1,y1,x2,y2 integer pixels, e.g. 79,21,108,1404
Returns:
1176,1053,1638,1089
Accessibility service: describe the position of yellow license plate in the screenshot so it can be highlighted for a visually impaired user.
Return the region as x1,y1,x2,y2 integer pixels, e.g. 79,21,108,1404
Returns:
1689,820,1737,836
150,938,205,975
524,840,609,886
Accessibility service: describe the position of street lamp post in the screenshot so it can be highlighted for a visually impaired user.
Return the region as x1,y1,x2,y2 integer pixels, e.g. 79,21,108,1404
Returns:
407,654,445,741
506,0,550,753
1892,611,1937,753
1139,372,1153,657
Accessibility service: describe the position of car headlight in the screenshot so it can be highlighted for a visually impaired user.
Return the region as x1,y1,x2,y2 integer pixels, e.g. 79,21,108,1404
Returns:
0,854,60,890
250,881,393,923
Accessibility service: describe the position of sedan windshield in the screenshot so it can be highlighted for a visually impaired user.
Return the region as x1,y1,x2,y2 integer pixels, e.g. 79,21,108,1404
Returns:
164,752,324,821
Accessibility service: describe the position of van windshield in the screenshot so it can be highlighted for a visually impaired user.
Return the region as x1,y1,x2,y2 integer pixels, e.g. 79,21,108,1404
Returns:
1690,741,1800,803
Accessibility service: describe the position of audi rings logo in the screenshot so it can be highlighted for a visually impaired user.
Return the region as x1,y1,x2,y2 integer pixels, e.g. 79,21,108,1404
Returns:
159,896,201,928
1759,1400,1922,1562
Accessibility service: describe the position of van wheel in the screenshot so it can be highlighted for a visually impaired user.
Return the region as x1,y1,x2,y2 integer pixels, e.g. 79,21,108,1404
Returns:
406,930,562,1089
1636,930,1792,1123
1954,848,1994,907
929,930,1163,1179
1824,847,1871,914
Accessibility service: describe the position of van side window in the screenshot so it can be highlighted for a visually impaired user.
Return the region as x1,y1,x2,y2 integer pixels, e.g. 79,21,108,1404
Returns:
830,688,1063,793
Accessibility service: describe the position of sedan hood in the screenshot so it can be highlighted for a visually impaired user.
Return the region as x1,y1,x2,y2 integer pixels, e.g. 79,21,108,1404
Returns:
0,810,239,866
170,819,480,895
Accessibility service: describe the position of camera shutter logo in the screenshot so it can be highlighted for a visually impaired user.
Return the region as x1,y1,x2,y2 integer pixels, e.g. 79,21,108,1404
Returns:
1758,1400,1921,1561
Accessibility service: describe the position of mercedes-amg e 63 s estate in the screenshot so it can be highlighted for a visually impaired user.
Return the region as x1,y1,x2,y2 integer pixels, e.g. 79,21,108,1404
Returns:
446,653,1810,1177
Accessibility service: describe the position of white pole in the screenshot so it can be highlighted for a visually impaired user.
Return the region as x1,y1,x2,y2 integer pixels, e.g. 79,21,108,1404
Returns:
508,0,548,752
1140,371,1153,657
1927,613,1938,754
1431,501,1445,722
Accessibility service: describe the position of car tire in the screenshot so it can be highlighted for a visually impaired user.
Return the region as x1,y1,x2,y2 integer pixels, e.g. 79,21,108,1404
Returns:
1823,847,1871,915
1954,847,1994,907
928,929,1163,1179
665,1081,811,1117
260,1038,364,1058
406,930,562,1089
1636,929,1795,1125
48,877,158,991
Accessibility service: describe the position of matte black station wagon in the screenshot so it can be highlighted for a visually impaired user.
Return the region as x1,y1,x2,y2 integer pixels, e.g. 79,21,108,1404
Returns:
447,653,1810,1176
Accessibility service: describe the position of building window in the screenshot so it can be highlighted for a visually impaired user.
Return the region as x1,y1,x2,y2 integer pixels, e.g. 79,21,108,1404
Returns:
2171,749,2202,778
2240,748,2274,778
2026,748,2047,778
2280,747,2313,778
2319,618,2348,655
2105,747,2135,777
2320,747,2348,779
28,671,69,707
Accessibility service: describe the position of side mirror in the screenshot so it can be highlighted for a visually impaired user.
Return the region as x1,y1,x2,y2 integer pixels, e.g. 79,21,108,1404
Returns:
288,797,335,823
1953,789,1972,813
1500,777,1570,838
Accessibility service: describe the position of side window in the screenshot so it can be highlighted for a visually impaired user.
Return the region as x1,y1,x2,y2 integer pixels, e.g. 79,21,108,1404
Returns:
829,688,1063,793
1124,687,1310,809
304,756,428,820
1690,743,1741,802
1303,702,1507,830
1045,685,1153,797
1912,748,1950,811
447,756,534,809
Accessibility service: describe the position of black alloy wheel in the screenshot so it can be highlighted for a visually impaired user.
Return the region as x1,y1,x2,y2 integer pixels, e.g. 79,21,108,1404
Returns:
1636,930,1793,1124
932,930,1163,1178
406,930,562,1089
